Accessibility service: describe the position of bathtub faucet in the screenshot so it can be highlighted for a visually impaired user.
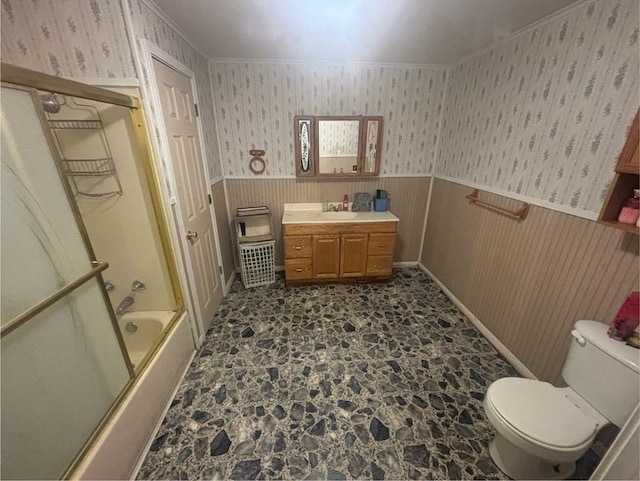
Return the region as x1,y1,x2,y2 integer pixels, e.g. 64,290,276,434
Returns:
115,296,135,316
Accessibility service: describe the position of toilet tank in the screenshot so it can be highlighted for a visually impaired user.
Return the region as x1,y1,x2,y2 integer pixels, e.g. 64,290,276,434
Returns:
562,320,639,427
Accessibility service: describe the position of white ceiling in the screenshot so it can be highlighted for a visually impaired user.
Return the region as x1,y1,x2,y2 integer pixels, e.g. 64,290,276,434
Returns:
152,0,583,65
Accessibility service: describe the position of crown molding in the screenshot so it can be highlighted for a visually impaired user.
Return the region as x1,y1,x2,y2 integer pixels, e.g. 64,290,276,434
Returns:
139,0,209,59
451,0,593,68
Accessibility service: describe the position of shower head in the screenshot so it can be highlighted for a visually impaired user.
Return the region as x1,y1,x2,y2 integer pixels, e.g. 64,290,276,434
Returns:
40,93,63,114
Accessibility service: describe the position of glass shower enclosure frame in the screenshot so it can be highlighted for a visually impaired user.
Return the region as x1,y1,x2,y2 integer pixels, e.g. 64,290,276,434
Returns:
1,63,185,479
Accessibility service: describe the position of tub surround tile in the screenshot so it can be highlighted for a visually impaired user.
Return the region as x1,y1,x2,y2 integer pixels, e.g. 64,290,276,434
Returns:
137,268,601,480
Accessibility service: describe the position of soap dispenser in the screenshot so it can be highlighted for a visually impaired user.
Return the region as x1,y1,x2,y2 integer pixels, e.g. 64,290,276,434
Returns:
343,194,349,211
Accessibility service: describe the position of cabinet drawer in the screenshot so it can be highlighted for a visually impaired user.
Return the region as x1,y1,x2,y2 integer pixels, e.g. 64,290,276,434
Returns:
285,258,312,280
368,233,395,256
284,236,312,258
366,255,393,276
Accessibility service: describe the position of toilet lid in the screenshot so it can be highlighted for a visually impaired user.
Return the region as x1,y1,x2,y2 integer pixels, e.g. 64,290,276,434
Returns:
488,378,597,449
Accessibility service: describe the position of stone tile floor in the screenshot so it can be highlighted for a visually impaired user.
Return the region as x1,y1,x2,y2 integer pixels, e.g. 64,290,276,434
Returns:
137,268,605,480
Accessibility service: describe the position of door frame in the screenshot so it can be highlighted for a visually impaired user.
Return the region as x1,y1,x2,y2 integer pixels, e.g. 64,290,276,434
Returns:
137,39,225,345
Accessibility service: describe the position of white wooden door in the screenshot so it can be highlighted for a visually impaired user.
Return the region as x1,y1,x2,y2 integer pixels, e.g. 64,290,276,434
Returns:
152,58,223,332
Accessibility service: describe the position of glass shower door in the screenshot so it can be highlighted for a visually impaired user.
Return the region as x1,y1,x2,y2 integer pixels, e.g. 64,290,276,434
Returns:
1,85,133,479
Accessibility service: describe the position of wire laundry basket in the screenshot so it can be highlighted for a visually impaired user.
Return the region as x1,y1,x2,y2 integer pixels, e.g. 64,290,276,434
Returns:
238,240,275,288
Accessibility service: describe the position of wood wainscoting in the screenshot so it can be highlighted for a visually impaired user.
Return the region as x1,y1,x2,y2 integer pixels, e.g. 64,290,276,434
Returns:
422,178,639,385
225,177,430,267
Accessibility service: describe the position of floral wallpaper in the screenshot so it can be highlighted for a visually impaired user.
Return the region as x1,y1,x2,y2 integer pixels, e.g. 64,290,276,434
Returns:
210,62,448,177
2,0,638,214
437,0,639,214
125,0,223,182
1,0,135,78
1,0,223,185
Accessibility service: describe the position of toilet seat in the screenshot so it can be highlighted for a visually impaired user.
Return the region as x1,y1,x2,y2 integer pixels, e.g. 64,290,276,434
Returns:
485,378,598,460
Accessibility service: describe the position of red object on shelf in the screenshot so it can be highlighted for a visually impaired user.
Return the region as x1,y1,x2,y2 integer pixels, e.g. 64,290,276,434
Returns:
608,291,640,341
618,190,640,224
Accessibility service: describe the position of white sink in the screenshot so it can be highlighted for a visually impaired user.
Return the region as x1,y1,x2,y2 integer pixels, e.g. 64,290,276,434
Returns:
282,204,399,224
319,211,359,220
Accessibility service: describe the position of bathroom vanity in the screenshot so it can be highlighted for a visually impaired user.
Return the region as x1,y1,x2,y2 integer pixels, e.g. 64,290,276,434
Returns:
282,203,399,284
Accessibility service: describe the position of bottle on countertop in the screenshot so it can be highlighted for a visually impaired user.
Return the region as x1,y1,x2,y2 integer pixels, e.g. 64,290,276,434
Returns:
343,194,349,211
618,189,640,225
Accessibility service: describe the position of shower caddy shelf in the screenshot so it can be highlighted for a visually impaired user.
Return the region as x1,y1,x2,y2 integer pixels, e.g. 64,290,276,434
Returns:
46,97,122,198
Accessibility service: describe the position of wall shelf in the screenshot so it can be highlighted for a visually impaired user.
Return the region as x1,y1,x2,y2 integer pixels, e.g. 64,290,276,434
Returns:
598,109,639,235
235,211,274,244
598,219,640,235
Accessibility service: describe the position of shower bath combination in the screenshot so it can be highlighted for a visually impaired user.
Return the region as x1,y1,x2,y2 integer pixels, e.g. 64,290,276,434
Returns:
2,64,187,480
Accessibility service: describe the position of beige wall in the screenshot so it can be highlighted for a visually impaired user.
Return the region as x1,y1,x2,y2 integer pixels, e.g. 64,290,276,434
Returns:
421,178,639,385
65,97,175,312
225,177,431,266
212,180,235,283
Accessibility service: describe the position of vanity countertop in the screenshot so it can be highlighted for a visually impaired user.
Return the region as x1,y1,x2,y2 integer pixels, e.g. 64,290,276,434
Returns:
282,203,399,225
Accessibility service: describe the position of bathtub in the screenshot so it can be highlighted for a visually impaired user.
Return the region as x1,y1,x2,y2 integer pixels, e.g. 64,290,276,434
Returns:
73,312,196,480
118,311,176,368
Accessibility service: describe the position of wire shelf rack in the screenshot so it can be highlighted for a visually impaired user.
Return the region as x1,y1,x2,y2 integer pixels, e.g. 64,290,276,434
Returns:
46,96,122,197
61,158,117,177
48,119,103,129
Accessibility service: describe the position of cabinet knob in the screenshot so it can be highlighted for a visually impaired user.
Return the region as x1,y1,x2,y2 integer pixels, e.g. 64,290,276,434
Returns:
294,246,303,250
295,268,303,272
378,244,386,247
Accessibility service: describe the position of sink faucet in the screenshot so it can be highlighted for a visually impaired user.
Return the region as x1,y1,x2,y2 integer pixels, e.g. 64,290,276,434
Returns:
115,296,134,316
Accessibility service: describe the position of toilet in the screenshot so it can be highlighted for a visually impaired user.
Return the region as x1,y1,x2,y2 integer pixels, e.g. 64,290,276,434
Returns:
484,320,640,480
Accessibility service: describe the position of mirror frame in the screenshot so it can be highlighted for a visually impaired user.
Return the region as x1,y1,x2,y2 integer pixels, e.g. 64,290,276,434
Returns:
360,115,383,177
294,115,315,177
293,114,383,177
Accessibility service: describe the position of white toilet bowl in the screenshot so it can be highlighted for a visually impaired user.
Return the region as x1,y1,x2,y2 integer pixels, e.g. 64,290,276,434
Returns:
484,377,606,480
483,321,639,480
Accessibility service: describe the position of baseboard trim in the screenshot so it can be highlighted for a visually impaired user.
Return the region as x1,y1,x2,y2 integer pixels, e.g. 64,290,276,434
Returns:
418,263,537,380
224,272,235,295
275,263,416,274
393,261,419,268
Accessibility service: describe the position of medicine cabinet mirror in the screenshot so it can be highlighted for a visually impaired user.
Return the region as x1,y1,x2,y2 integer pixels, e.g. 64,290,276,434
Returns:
294,115,382,177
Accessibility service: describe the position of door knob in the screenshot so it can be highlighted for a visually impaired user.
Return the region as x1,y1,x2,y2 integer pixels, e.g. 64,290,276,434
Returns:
186,230,198,241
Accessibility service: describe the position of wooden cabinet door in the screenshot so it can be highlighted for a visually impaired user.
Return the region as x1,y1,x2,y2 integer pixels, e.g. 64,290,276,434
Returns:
616,109,639,174
312,235,340,278
340,234,368,277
